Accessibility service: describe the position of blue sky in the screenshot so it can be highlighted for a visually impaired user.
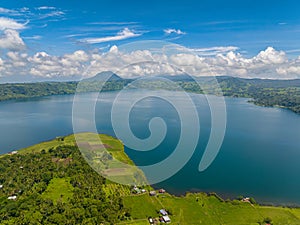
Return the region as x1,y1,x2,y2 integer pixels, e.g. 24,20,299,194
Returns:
1,0,300,81
3,0,300,55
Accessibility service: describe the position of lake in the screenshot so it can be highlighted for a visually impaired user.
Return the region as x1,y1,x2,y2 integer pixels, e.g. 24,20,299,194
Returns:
0,90,300,205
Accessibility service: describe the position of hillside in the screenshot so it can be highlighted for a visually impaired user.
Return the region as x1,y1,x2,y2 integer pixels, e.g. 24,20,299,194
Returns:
82,71,124,82
0,74,299,114
0,133,300,224
0,133,138,224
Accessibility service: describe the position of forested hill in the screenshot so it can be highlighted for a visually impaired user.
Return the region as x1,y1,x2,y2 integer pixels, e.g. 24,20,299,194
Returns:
0,72,300,114
0,133,145,224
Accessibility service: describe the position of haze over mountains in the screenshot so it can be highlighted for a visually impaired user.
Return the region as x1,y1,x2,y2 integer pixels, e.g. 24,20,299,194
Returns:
86,71,300,85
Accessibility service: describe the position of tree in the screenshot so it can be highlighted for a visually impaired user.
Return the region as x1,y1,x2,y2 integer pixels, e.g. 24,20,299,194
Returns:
263,217,273,224
249,197,256,205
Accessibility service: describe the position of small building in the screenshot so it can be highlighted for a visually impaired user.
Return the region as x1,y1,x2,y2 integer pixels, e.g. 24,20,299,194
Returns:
148,217,154,224
242,197,250,203
162,215,171,223
132,187,141,194
141,189,146,193
149,191,156,196
11,151,18,155
159,209,168,216
0,185,3,189
159,189,166,194
8,195,17,200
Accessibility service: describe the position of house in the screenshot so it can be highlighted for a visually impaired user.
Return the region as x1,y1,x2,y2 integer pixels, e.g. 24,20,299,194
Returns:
141,189,146,193
10,151,18,155
149,191,156,196
8,195,17,200
159,189,166,194
242,197,250,203
162,215,171,223
148,217,154,224
0,185,3,189
132,186,141,194
159,209,168,216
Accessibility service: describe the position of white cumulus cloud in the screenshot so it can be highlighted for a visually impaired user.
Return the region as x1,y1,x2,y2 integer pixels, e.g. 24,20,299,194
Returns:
253,47,287,64
0,29,25,50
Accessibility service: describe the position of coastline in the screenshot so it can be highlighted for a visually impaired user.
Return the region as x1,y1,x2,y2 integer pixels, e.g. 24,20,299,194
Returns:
0,81,299,115
7,133,299,208
2,133,300,224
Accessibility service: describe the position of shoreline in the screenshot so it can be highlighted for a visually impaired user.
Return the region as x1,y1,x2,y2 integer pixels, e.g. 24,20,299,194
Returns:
7,132,300,209
3,132,300,224
0,83,299,115
152,185,300,208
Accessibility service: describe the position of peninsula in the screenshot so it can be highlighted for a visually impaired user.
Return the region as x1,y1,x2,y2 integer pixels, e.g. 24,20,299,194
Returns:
0,133,299,224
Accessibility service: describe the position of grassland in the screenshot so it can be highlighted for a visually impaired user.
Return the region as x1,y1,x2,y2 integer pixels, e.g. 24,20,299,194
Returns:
122,193,300,225
41,178,74,204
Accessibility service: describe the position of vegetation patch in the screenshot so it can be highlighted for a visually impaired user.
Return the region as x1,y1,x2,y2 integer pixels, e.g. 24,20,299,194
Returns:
41,177,74,203
123,194,159,219
122,192,300,224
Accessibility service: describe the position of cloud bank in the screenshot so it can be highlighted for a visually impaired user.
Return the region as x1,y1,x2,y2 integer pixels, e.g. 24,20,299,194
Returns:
1,44,300,81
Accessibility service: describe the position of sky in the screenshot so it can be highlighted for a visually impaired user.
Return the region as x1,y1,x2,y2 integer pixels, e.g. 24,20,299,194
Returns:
1,0,300,82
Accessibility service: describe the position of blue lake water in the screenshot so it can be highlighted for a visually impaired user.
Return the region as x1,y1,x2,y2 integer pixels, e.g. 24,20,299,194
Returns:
0,90,300,205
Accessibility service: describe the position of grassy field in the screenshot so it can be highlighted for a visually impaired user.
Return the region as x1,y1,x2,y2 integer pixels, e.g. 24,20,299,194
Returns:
42,177,74,203
122,192,300,225
16,134,77,154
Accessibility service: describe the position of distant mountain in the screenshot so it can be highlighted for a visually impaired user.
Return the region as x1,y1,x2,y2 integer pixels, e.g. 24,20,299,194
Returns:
84,71,123,82
158,74,196,82
86,72,199,82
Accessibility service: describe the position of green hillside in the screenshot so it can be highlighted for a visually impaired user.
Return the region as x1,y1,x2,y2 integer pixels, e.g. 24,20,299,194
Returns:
0,133,300,224
1,75,300,114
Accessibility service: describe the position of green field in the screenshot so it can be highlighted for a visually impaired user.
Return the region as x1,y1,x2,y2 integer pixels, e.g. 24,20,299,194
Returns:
41,178,74,203
122,193,300,225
